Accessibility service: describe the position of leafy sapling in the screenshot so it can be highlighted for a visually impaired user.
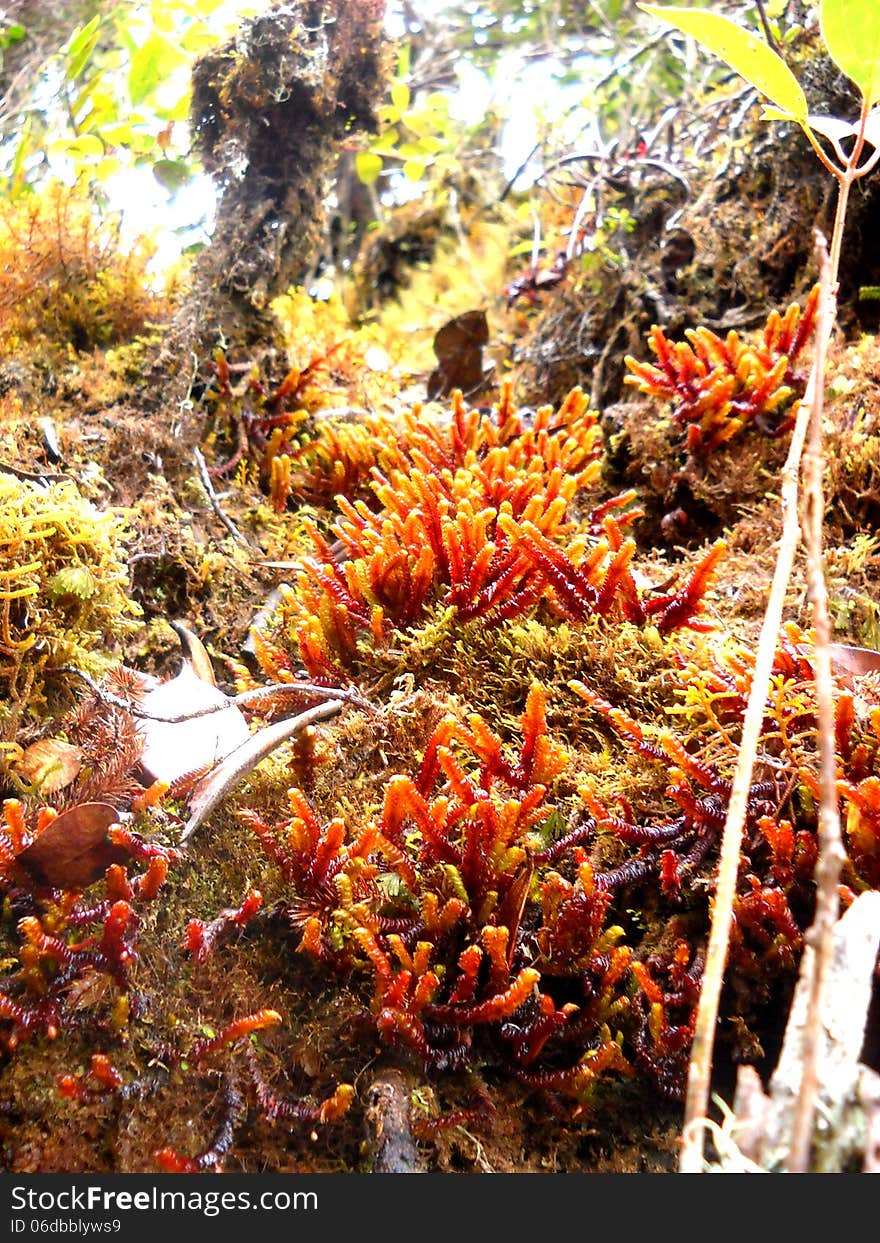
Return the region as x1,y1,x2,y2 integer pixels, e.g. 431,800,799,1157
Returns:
639,0,880,283
639,0,880,1173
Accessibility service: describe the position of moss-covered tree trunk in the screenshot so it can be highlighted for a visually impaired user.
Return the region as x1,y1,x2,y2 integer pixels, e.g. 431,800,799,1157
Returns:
149,0,388,419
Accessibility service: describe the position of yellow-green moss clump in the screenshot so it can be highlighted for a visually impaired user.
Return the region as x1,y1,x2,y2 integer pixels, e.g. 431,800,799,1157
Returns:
0,472,141,731
0,182,176,357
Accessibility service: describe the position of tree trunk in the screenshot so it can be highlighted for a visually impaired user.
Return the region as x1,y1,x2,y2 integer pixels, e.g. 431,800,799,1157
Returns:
149,0,389,422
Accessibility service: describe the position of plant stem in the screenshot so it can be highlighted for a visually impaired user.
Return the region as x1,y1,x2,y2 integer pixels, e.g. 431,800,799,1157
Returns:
181,700,345,842
784,239,846,1174
679,81,880,1176
679,326,820,1172
828,174,850,284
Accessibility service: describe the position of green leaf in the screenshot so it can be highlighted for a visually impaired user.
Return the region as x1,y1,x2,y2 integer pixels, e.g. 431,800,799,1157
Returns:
639,5,808,121
65,14,101,81
178,21,217,56
1,22,26,49
128,32,188,107
163,91,193,123
117,130,157,156
425,92,450,117
390,81,410,113
47,567,96,601
402,156,426,182
397,141,429,159
9,119,32,195
49,134,105,161
152,157,192,192
368,132,400,158
821,0,880,106
410,133,444,155
355,150,383,184
116,24,136,57
69,76,103,121
94,156,122,181
509,238,543,257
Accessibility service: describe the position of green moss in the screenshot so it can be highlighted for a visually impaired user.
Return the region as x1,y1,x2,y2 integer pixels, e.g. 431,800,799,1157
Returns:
0,472,141,732
0,183,176,360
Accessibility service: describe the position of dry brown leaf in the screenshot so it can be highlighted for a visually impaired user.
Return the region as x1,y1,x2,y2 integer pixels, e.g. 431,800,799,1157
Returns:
14,738,83,793
14,801,130,890
828,643,880,679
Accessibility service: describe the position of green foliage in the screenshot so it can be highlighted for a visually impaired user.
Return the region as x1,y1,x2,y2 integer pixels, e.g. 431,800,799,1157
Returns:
0,182,174,354
0,473,141,727
640,0,880,156
0,16,26,56
356,49,462,189
2,0,261,198
639,4,807,120
430,0,638,64
820,0,880,106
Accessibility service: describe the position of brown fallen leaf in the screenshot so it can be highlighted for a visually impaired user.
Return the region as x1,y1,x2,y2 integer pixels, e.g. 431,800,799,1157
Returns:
426,309,489,401
828,642,880,680
13,738,83,794
14,801,130,890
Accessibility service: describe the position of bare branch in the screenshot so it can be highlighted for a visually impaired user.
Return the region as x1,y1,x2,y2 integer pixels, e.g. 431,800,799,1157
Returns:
193,447,247,545
181,700,345,842
58,665,375,719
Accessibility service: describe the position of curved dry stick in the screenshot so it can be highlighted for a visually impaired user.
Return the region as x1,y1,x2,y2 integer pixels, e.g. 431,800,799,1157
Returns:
181,699,344,843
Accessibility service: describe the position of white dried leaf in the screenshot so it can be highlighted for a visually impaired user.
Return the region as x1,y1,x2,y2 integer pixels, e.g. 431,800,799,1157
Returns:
138,663,250,786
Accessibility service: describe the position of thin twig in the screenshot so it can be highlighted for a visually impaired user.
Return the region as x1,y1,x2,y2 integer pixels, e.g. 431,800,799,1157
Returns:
499,140,541,202
679,245,832,1172
193,447,247,544
58,665,374,719
785,237,846,1173
0,462,65,484
753,0,781,54
592,30,669,93
538,150,691,198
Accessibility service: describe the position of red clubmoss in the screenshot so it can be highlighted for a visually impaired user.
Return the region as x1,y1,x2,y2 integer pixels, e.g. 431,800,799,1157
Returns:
205,289,391,498
569,620,880,1044
239,684,639,1105
624,285,818,453
254,385,724,681
57,1054,124,1102
630,942,702,1100
0,797,178,1051
270,420,384,509
154,1064,354,1173
154,1074,245,1174
184,889,264,962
